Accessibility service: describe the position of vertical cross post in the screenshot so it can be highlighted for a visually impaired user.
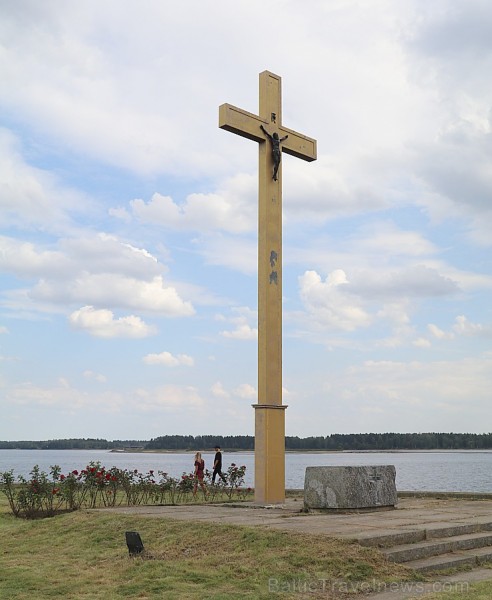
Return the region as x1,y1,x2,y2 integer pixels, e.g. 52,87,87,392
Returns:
219,71,316,503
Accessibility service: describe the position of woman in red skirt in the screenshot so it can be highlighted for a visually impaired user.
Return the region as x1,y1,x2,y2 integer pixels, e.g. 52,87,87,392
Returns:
193,451,207,497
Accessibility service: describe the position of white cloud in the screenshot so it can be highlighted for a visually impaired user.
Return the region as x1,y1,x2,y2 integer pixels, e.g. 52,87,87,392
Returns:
0,129,91,233
299,270,371,332
453,315,486,336
354,223,439,258
374,303,415,348
219,306,258,340
69,306,156,338
412,125,492,242
401,3,492,244
211,381,230,398
133,386,204,411
108,206,132,222
4,379,203,414
288,353,492,434
5,379,121,412
376,302,411,328
0,234,194,317
32,274,194,316
347,356,492,411
425,315,491,342
0,234,161,281
197,235,257,275
283,155,389,222
353,265,460,299
0,2,287,179
83,370,107,383
68,235,159,275
428,323,454,340
0,17,184,177
0,236,70,279
407,2,492,91
221,324,258,341
233,383,257,399
143,351,194,367
130,172,256,234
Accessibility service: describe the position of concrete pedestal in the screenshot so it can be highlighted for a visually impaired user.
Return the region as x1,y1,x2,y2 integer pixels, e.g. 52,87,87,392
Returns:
304,465,397,510
254,405,286,504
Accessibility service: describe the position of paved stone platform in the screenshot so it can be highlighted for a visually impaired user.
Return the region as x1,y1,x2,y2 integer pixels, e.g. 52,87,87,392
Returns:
101,495,492,599
102,496,492,541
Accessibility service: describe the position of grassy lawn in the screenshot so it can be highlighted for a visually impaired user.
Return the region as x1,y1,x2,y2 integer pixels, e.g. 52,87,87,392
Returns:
0,494,418,599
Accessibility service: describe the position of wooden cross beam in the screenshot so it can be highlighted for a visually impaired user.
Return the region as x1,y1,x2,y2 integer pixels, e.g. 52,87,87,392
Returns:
219,103,317,162
219,71,317,503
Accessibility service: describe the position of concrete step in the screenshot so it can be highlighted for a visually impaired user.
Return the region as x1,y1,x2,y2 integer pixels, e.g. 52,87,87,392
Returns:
358,529,425,549
404,546,492,573
425,521,492,540
382,531,492,563
358,521,492,549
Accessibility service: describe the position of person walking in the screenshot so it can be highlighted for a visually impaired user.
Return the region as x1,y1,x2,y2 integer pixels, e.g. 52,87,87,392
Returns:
212,445,227,484
193,451,207,497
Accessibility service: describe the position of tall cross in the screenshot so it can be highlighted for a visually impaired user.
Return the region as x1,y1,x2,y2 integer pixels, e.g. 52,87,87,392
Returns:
219,71,317,503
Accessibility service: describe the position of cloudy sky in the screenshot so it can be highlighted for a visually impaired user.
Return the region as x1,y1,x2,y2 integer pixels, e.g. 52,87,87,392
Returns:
1,0,492,441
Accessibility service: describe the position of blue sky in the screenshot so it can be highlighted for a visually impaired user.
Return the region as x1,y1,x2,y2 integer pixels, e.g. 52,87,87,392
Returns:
1,0,492,440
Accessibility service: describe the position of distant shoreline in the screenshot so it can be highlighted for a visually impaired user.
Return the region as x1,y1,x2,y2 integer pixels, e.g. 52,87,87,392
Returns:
3,432,491,453
2,448,492,454
106,448,492,454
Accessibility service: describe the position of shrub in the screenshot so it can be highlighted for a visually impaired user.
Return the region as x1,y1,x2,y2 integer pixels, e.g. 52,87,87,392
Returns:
0,462,253,518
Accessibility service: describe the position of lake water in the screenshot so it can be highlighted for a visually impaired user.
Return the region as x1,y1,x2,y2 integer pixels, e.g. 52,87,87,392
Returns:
1,449,491,492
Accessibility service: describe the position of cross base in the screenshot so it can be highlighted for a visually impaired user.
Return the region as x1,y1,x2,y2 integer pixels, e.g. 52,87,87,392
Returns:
253,404,287,504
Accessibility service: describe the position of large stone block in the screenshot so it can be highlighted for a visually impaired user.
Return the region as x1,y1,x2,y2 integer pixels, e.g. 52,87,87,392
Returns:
304,465,397,510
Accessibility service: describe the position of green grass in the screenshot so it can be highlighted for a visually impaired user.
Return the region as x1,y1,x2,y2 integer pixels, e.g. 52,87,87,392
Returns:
0,495,415,599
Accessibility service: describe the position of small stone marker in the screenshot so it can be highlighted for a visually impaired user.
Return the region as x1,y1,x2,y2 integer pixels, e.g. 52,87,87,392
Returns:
304,465,397,510
125,531,144,556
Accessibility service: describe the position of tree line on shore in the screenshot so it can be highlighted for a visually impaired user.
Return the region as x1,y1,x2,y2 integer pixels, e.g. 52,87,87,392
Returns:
1,432,492,451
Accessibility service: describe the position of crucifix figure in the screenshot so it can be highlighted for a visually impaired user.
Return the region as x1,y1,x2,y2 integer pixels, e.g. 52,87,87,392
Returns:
260,125,288,181
219,71,317,503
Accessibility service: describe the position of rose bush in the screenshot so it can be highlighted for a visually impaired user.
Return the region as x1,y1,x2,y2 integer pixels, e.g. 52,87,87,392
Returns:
0,461,253,518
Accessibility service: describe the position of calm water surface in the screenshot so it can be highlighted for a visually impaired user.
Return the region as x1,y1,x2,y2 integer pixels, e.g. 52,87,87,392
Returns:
1,449,491,492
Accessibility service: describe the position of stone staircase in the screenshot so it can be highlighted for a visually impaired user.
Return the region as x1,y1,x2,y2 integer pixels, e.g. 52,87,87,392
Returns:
358,522,492,573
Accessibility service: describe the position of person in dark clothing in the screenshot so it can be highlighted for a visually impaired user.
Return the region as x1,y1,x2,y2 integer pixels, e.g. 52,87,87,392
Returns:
212,445,227,484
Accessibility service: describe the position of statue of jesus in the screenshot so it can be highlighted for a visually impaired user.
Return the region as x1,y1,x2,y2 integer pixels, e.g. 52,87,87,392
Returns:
260,124,288,181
